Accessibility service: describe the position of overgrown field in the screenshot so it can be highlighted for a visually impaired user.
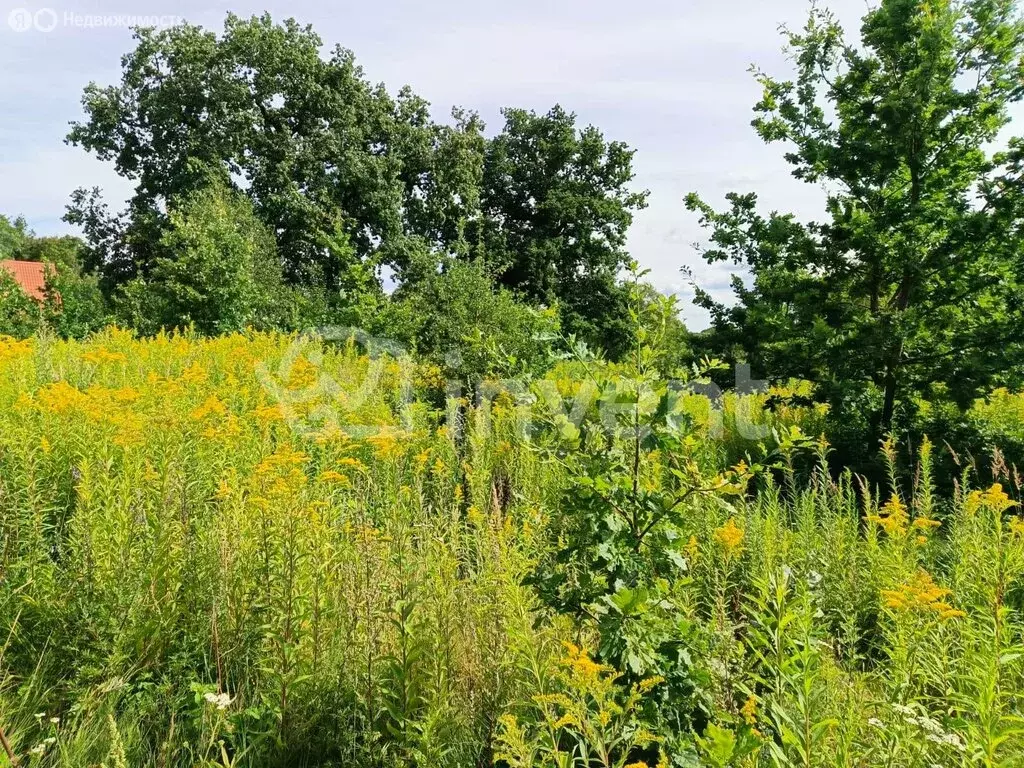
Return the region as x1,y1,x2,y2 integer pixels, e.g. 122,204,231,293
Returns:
1,331,1023,767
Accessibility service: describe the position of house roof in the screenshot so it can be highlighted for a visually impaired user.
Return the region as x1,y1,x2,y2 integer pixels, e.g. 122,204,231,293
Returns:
1,260,47,301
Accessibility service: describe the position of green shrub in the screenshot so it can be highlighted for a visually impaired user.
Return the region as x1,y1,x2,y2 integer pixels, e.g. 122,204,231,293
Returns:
0,268,41,338
116,181,287,335
366,259,560,386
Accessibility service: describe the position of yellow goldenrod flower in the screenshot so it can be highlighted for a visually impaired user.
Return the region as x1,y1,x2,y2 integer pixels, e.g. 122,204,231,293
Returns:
881,570,964,621
552,713,579,730
638,675,664,693
318,470,350,487
337,457,367,472
714,518,744,558
741,695,757,725
685,534,699,564
867,494,909,537
967,483,1018,516
191,395,227,421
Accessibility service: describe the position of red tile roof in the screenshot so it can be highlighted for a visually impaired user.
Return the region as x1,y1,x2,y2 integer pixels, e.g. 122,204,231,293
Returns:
1,260,47,301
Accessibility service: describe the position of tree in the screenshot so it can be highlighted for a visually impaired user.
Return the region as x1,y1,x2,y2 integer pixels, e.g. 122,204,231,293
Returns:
18,234,89,268
116,181,287,335
0,219,110,339
0,215,29,259
472,106,649,353
0,269,40,338
66,14,485,298
686,0,1024,452
66,16,652,349
366,259,559,386
42,263,110,340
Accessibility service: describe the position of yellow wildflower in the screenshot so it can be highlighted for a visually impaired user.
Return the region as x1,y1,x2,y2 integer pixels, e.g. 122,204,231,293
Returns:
319,470,350,487
191,395,227,421
560,643,614,685
867,494,909,537
215,478,233,500
881,570,965,621
81,347,127,365
685,534,699,564
179,363,208,384
741,696,757,725
552,714,580,730
252,404,284,424
967,483,1018,516
366,431,407,460
714,518,744,558
639,676,664,692
286,358,319,390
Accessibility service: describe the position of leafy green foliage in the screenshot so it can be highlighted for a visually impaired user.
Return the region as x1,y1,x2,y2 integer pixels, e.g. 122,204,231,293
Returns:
0,268,41,338
0,333,1023,765
529,271,747,750
472,106,649,353
63,19,654,358
65,14,485,296
0,214,30,258
114,181,287,335
366,259,560,385
41,262,110,340
686,0,1024,462
0,219,109,340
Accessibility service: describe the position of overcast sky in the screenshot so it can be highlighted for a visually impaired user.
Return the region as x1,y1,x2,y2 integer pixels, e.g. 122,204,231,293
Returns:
1,0,873,327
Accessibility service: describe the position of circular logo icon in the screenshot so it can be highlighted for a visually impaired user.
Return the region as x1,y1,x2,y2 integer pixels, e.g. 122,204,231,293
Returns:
34,8,57,32
8,8,33,31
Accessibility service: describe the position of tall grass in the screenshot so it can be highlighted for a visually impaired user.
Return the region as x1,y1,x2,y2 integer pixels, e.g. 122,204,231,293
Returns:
0,330,1022,766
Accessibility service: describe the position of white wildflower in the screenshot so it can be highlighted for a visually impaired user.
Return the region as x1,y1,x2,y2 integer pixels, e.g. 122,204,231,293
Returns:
203,691,233,710
943,733,965,751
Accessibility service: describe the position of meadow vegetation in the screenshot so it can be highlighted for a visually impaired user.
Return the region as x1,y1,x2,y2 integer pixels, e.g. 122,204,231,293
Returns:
4,0,1024,764
0,327,1022,767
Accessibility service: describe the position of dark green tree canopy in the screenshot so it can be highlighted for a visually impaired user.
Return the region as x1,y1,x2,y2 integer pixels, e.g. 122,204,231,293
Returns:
473,107,649,353
687,0,1024,442
0,215,30,259
116,179,287,335
66,14,485,294
65,16,653,358
475,106,648,300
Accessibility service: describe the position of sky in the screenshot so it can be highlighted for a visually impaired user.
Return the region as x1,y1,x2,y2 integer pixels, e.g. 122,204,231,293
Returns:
0,0,873,327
